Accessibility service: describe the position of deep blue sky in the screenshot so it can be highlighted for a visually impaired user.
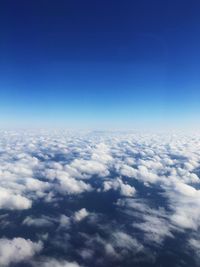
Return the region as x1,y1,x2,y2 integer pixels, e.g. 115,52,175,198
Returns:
0,0,200,129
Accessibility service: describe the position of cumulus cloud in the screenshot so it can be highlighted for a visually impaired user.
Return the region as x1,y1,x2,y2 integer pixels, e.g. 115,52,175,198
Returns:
35,258,82,267
0,187,32,210
1,130,200,265
119,164,137,178
73,208,89,222
103,177,136,197
69,159,109,178
0,237,42,266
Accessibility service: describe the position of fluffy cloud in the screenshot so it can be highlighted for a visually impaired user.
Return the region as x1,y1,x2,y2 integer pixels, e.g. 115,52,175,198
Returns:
69,159,109,178
1,130,200,266
73,208,89,222
0,187,31,210
103,177,136,197
0,237,42,266
35,258,82,267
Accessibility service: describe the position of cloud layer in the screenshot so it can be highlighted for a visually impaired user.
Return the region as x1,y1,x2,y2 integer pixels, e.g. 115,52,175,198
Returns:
0,130,200,266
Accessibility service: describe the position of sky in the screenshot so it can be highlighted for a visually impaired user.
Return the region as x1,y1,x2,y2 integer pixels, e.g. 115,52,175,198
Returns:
0,0,200,129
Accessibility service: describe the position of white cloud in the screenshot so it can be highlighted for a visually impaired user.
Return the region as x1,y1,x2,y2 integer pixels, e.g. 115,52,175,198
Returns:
73,208,89,222
69,159,109,178
79,248,94,260
0,237,42,266
118,198,173,244
59,215,71,228
189,238,200,252
1,129,200,264
0,187,32,210
133,214,173,244
58,176,92,195
35,258,82,267
23,216,54,227
111,231,143,252
103,178,136,197
119,164,137,178
45,169,92,195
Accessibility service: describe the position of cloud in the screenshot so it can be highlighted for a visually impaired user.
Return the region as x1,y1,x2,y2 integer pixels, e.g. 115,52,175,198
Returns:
103,177,136,197
73,208,89,222
119,164,137,178
0,237,42,266
1,130,200,265
117,198,173,245
111,231,143,252
59,215,71,228
23,215,54,227
34,258,82,267
133,213,173,244
44,167,93,195
0,187,32,210
57,174,92,195
189,237,200,255
69,159,109,178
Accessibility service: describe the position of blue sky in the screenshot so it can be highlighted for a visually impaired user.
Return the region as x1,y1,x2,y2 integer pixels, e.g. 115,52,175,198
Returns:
0,0,200,129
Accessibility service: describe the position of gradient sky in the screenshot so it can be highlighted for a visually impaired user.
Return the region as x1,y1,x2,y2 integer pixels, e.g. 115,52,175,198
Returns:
0,0,200,129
